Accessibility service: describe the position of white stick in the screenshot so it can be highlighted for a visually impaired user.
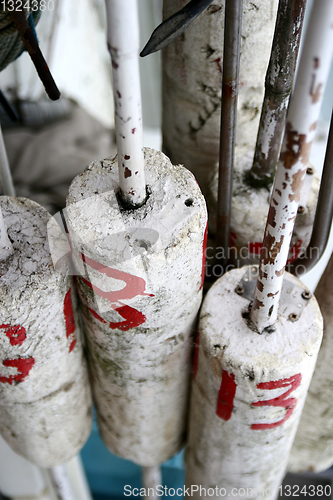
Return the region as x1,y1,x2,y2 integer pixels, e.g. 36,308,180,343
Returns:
142,466,162,500
47,465,75,500
251,0,333,332
0,125,15,197
105,0,146,207
0,206,13,261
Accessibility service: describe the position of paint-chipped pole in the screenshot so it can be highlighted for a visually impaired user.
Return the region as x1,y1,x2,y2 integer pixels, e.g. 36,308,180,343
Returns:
184,0,333,496
251,0,333,332
0,111,90,500
64,1,207,498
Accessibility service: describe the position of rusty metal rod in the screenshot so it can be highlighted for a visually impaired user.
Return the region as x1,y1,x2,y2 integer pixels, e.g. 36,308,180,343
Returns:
214,0,243,276
250,0,333,333
248,0,307,188
289,111,333,276
7,10,60,101
140,0,214,57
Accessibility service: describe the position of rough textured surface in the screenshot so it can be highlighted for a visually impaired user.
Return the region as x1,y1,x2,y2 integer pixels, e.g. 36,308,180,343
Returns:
162,0,278,196
289,253,333,472
0,197,92,467
186,267,323,499
66,147,207,466
207,154,319,266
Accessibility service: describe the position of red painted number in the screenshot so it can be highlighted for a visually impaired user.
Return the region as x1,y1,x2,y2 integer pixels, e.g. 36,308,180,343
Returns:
80,252,154,331
64,289,77,352
216,370,237,421
0,324,26,346
251,374,302,430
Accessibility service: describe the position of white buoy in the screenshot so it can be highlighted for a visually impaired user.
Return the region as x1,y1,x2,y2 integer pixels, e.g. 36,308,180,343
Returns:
288,252,333,472
65,147,207,465
105,0,146,208
186,266,323,500
162,0,279,196
0,196,92,468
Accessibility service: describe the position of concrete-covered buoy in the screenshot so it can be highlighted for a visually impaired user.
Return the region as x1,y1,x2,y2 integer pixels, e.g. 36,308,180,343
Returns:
65,147,207,466
186,266,323,499
162,0,279,196
0,197,92,468
289,253,333,473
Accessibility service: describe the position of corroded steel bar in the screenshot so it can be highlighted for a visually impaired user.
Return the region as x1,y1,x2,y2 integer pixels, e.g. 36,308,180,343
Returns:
248,0,307,188
140,0,214,57
215,0,243,274
251,0,333,332
105,0,146,208
290,110,333,276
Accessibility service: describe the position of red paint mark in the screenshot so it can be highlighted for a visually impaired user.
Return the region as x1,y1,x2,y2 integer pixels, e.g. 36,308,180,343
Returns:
64,289,76,352
201,223,208,289
248,241,262,255
229,231,237,246
0,357,35,384
287,239,303,264
0,324,26,346
193,331,200,379
251,374,302,430
216,370,237,421
88,306,107,323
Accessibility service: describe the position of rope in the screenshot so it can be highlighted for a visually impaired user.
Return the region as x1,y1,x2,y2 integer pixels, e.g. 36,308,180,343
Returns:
0,1,42,72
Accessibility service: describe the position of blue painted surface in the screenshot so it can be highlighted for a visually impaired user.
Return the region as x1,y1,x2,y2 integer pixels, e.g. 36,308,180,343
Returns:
81,419,185,498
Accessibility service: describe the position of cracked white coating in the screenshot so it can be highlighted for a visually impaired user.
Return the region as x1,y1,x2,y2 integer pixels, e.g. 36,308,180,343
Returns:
66,147,207,466
0,197,92,467
162,0,279,196
186,267,323,499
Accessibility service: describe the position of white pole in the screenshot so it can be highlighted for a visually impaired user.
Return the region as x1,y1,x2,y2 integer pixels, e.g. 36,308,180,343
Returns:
0,125,15,197
250,0,333,333
142,466,162,500
47,465,75,500
105,0,146,208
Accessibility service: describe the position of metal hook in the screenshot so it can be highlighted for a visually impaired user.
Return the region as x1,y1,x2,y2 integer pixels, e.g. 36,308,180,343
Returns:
140,0,215,57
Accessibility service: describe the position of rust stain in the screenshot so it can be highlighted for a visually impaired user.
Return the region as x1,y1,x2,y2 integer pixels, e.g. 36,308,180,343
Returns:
280,122,311,168
282,182,287,189
272,198,278,206
288,215,296,222
259,267,268,280
267,206,277,229
267,291,279,297
112,60,118,70
309,74,323,103
289,170,304,202
117,90,121,98
285,172,290,181
131,128,136,134
252,298,265,311
257,281,264,292
124,167,132,178
282,223,286,230
276,189,282,196
124,155,130,160
275,267,285,277
313,57,320,69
